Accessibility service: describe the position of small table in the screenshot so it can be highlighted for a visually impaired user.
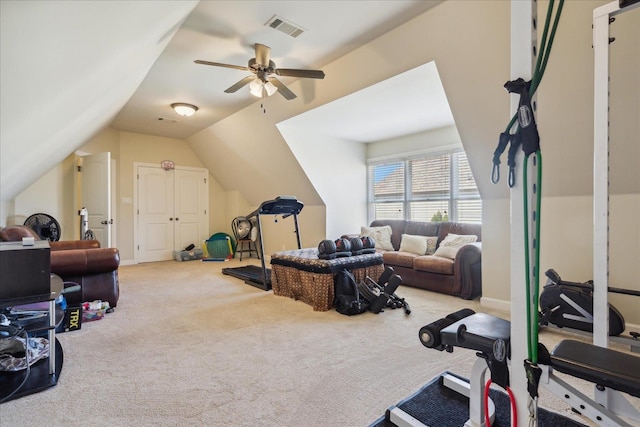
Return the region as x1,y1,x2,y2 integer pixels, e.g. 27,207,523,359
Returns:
270,248,384,311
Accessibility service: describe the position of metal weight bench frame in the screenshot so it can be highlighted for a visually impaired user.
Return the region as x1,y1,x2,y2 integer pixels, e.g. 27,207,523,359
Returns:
404,312,640,427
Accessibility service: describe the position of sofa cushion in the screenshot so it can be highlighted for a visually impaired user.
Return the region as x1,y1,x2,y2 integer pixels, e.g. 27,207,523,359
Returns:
433,234,478,259
414,255,454,275
361,225,394,251
382,251,417,268
438,222,482,243
403,221,441,240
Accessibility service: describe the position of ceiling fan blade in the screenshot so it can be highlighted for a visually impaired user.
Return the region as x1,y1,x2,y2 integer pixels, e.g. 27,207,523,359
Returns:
254,43,271,66
268,77,297,100
275,68,325,79
194,60,249,72
224,75,256,93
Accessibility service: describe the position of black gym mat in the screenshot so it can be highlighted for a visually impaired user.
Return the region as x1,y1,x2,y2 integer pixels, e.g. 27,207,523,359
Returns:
222,265,271,290
369,372,587,427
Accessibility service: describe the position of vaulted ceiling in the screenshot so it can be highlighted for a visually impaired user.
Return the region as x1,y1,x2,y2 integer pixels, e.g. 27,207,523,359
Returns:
1,0,447,205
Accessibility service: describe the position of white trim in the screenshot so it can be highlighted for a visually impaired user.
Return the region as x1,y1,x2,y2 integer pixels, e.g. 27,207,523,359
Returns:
367,143,462,164
480,296,511,313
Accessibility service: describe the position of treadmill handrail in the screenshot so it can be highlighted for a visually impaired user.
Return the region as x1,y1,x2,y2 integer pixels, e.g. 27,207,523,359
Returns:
247,196,303,219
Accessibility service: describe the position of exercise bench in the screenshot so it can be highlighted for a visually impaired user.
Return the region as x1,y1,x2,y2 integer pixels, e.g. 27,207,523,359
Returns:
408,311,640,427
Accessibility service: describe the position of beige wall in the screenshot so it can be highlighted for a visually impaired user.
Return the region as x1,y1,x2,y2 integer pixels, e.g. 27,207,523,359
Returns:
10,128,229,263
483,194,640,326
278,124,367,239
367,125,462,161
118,131,212,261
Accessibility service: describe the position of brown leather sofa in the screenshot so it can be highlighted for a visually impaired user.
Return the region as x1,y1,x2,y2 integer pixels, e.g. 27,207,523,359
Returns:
364,220,482,299
0,225,120,308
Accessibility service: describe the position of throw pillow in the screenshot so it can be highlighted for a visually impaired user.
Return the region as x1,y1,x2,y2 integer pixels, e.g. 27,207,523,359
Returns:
433,233,478,259
361,225,394,251
399,234,439,256
425,236,438,255
399,234,428,255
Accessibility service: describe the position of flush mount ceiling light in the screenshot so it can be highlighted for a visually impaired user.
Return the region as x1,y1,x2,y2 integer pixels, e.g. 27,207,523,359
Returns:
249,78,278,98
171,103,198,117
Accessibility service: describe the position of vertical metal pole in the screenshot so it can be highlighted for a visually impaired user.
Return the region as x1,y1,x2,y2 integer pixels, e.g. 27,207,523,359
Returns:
49,298,56,375
592,0,619,350
591,0,638,412
510,0,536,422
293,214,302,249
256,213,269,288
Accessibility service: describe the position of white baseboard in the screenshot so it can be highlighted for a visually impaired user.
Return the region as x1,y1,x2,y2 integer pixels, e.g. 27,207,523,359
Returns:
480,296,511,312
120,259,136,266
479,297,640,344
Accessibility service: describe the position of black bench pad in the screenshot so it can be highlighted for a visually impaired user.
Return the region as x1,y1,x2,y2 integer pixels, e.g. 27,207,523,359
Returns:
441,313,511,355
551,340,640,398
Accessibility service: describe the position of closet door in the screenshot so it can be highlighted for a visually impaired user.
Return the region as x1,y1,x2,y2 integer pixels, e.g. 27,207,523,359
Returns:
136,165,209,263
137,166,174,262
173,168,208,251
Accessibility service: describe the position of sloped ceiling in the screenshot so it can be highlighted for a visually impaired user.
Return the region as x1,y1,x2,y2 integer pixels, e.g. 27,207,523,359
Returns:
1,0,447,210
0,0,198,203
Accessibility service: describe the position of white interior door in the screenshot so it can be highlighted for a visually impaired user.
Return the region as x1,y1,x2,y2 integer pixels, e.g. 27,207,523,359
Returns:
136,165,209,263
173,169,209,250
138,166,174,262
82,152,111,247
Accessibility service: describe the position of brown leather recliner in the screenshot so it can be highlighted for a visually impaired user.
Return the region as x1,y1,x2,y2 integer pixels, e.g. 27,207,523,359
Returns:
0,225,120,308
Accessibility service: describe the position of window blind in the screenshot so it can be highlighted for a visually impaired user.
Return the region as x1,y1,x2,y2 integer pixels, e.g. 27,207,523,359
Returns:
368,149,481,223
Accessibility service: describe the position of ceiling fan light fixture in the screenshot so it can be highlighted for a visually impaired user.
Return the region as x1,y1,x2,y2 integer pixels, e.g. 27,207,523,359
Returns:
264,81,278,97
171,103,198,117
249,79,278,98
249,79,263,98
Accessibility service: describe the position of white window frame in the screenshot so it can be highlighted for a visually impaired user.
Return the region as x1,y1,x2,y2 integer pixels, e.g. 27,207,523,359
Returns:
367,148,481,223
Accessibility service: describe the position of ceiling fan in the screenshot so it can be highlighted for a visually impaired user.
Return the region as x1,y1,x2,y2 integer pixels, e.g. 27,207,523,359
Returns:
194,43,324,100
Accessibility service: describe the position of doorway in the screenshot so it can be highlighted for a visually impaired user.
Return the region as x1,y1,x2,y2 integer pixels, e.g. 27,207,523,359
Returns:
78,152,116,248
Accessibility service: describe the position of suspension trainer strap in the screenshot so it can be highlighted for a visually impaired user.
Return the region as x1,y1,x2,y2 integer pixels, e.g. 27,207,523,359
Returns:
505,78,540,157
491,132,511,184
507,133,522,188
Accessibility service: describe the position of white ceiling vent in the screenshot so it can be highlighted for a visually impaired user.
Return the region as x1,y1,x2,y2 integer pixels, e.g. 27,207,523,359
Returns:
265,15,305,38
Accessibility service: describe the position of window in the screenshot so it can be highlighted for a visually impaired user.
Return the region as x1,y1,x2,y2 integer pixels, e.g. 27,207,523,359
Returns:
368,149,481,223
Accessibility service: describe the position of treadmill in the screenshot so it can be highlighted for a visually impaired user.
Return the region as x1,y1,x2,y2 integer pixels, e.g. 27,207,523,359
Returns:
222,196,303,290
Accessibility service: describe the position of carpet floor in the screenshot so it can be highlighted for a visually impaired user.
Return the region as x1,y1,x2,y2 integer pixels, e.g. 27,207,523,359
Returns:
0,259,637,426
